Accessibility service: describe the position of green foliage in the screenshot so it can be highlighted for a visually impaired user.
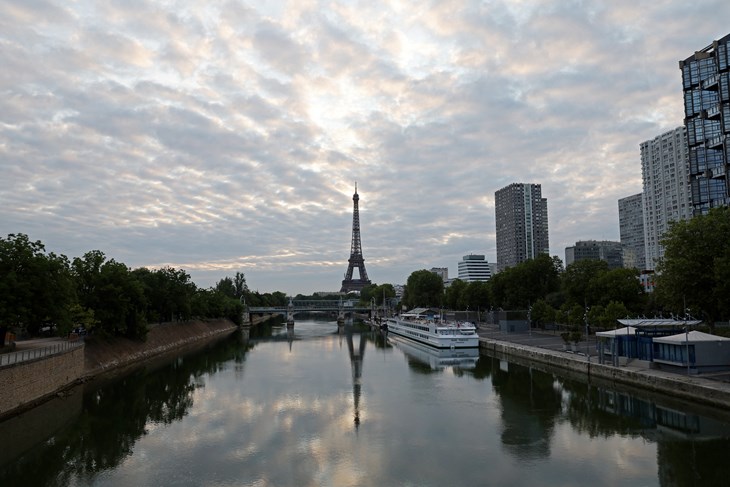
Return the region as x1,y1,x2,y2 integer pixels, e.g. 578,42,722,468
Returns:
656,207,730,326
0,233,75,337
364,283,396,306
561,259,609,305
489,254,561,309
461,281,490,311
530,299,555,328
444,279,467,309
72,252,148,339
404,270,444,308
0,233,270,339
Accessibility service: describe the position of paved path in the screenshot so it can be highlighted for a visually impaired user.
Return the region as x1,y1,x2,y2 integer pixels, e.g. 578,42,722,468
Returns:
0,337,82,367
477,323,598,358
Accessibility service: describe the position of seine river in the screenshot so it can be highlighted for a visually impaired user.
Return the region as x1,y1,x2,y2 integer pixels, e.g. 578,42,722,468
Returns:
2,319,730,486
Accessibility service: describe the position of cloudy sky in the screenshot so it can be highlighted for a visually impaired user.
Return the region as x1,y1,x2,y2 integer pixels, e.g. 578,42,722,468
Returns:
1,1,728,295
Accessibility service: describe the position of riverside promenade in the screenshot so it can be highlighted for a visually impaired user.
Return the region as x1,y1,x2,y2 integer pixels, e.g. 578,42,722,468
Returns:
476,323,730,409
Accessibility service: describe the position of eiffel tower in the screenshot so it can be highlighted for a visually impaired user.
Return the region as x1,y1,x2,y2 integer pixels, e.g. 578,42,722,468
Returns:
341,183,371,293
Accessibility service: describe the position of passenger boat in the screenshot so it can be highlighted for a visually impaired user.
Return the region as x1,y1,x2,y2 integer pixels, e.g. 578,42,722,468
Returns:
385,309,479,349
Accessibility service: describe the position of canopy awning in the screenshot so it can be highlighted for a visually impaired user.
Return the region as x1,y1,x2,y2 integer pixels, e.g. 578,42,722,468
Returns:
617,319,702,328
595,326,637,338
653,330,730,344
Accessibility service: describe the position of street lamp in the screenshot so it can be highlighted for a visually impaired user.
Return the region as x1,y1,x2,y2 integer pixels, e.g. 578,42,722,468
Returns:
584,305,590,362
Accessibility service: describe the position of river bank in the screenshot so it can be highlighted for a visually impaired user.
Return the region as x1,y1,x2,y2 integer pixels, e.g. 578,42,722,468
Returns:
0,315,278,420
478,334,730,409
83,318,238,377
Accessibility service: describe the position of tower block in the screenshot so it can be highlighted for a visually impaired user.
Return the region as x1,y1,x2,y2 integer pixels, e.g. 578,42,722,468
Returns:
340,184,371,293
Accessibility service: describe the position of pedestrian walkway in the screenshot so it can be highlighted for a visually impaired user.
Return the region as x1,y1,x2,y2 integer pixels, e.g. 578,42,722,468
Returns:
477,324,730,389
477,323,599,359
0,337,83,367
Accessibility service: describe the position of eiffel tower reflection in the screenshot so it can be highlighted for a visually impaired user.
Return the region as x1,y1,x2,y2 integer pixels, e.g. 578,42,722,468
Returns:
342,326,367,430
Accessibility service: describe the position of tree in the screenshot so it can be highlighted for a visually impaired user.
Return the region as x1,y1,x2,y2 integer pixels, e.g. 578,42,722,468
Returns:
561,259,609,306
655,207,730,327
462,281,490,312
72,251,147,339
0,234,75,341
404,270,444,308
215,277,236,299
233,272,248,299
590,267,645,312
530,299,555,329
444,279,467,309
488,254,561,309
359,283,397,307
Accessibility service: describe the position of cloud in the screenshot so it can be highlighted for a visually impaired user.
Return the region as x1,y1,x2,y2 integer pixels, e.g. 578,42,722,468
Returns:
2,0,730,293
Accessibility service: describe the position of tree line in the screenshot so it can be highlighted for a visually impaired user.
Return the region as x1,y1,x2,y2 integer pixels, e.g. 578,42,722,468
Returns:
399,207,730,331
0,233,286,345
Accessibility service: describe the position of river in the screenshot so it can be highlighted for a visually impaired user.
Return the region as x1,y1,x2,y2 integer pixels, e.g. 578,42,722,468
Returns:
2,319,730,486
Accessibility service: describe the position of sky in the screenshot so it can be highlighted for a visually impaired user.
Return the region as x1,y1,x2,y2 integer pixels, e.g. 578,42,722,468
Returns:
2,1,729,295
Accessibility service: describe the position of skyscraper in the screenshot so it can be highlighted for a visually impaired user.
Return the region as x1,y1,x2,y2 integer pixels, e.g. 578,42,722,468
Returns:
680,33,730,215
494,183,549,272
618,193,646,270
457,254,493,282
640,127,692,269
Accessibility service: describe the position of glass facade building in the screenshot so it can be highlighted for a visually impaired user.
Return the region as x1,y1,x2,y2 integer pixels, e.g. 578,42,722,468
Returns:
618,193,646,270
680,33,730,214
564,240,623,270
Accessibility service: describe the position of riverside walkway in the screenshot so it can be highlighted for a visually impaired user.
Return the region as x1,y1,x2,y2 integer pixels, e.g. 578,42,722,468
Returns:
476,323,730,408
0,337,83,367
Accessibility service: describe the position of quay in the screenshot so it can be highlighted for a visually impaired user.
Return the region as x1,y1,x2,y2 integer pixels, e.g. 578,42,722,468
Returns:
476,324,730,409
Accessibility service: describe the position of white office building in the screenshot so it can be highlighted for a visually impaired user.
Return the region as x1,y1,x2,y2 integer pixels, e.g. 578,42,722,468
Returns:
457,254,493,282
640,127,692,270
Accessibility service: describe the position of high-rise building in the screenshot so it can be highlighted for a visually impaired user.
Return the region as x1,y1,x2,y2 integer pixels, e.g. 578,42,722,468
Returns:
457,254,492,282
640,127,692,270
680,33,730,215
494,183,549,271
430,267,449,281
618,193,646,270
564,240,623,269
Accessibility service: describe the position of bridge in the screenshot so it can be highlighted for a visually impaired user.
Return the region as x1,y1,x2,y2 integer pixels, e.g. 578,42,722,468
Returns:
245,299,375,326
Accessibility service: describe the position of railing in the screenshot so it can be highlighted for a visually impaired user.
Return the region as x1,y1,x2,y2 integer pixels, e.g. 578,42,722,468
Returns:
0,340,84,367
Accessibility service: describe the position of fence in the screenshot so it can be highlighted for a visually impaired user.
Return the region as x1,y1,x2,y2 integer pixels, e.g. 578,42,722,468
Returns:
0,340,84,367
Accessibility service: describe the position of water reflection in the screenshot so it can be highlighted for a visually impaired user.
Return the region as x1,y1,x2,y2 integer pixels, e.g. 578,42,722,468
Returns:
388,335,479,372
481,352,730,485
343,325,367,429
3,322,730,486
0,331,252,486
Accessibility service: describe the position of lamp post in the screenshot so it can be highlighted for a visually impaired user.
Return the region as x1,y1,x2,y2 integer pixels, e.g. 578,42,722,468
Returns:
584,305,590,362
685,306,691,376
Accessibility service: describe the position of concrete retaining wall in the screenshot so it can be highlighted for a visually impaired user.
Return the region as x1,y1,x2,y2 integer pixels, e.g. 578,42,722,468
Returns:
480,338,730,409
0,345,85,418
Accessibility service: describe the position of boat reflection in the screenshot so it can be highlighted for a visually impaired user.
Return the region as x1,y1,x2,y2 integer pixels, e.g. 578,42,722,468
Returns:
388,335,479,370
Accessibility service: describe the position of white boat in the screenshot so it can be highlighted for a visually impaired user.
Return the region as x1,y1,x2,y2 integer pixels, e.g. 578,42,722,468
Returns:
385,310,479,349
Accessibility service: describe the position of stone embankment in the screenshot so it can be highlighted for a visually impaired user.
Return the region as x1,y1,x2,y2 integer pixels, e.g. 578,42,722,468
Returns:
0,317,261,419
83,318,238,376
480,338,730,409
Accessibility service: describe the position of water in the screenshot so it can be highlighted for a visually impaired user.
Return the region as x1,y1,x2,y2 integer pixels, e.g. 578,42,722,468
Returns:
2,319,730,486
